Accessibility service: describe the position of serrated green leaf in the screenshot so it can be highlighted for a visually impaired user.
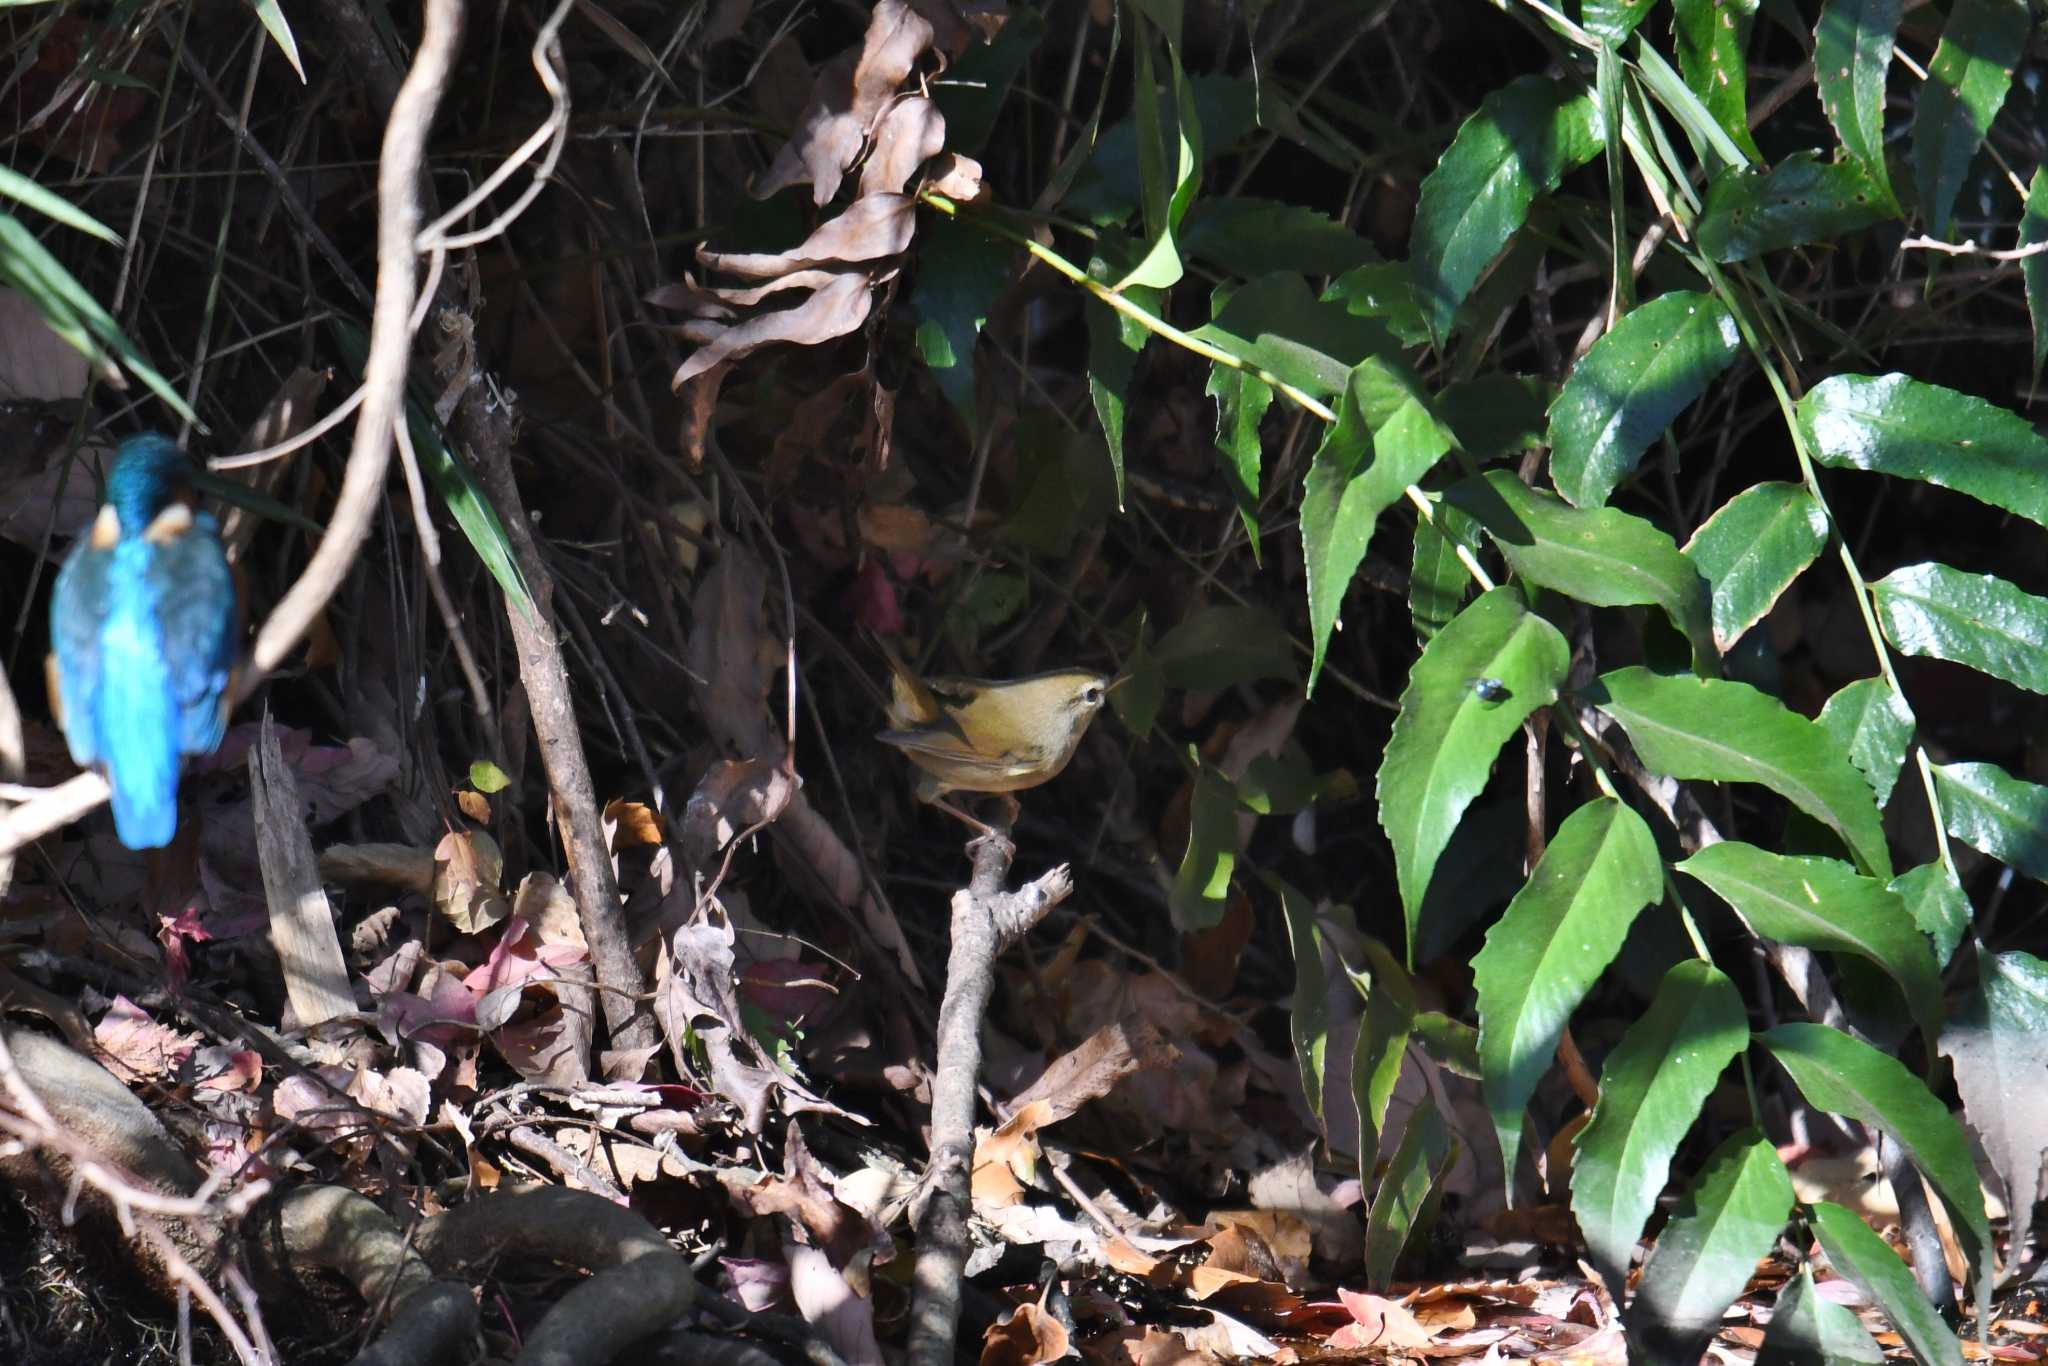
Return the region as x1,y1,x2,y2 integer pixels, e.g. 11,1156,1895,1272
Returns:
1191,272,1396,400
1673,0,1761,164
1275,875,1329,1129
1941,944,2048,1279
1630,1130,1793,1363
1910,0,2026,241
1171,758,1238,931
2026,167,2048,390
1180,197,1379,278
1874,561,2048,695
1410,76,1603,344
1302,357,1454,692
1678,843,1940,1046
1890,861,1969,968
1932,760,2048,883
1154,604,1297,690
1683,482,1828,652
1588,667,1891,878
1696,152,1893,263
1447,471,1714,662
1206,364,1269,557
1818,678,1914,809
1549,293,1740,508
469,760,510,794
1086,294,1144,506
1345,936,1418,1182
1814,0,1901,200
1756,1261,1885,1365
1410,501,1482,642
1363,1101,1455,1290
1474,799,1663,1187
1807,1202,1964,1365
1324,261,1431,348
1572,960,1750,1287
1118,22,1201,291
1584,0,1655,43
1378,588,1570,960
1766,1024,1992,1309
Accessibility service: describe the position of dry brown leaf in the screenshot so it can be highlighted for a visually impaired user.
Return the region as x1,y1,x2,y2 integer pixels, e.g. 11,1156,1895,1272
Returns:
1326,1288,1437,1351
981,1302,1069,1366
1008,1017,1179,1124
432,829,509,934
674,270,874,394
603,798,667,851
456,789,491,823
701,195,917,280
682,757,798,865
925,151,987,202
753,1,937,204
93,996,198,1083
860,96,948,197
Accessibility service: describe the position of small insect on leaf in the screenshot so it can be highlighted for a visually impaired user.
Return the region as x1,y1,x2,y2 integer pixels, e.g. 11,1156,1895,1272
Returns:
1471,677,1512,705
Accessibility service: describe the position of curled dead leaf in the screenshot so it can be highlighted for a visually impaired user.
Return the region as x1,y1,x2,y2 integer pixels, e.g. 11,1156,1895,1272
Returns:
673,272,876,389
682,758,798,866
752,1,937,205
860,96,947,198
433,830,510,934
924,152,986,203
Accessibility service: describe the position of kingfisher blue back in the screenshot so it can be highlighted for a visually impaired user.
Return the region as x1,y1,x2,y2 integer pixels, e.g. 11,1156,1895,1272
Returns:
48,435,238,848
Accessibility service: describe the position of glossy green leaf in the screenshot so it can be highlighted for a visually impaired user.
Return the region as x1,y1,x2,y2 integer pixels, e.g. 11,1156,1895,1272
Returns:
1119,24,1201,290
1696,153,1892,263
1346,937,1419,1181
1363,1101,1455,1290
2024,167,2048,389
1818,678,1914,809
1378,588,1570,959
1324,261,1431,348
250,0,307,82
1474,799,1663,1186
1275,876,1329,1128
1890,861,1969,968
1910,0,2025,240
1801,373,2048,530
1584,0,1655,43
1549,293,1740,508
1683,481,1828,651
1630,1130,1794,1362
1573,960,1750,1286
1631,37,1750,176
1678,843,1940,1045
1302,357,1455,692
1941,945,2048,1280
1410,502,1482,642
1874,561,2048,695
1933,760,2048,883
1414,1011,1481,1079
1672,0,1760,164
1171,758,1238,931
1813,0,1901,199
1589,668,1891,878
1180,197,1378,278
1410,76,1602,344
1756,1261,1885,1365
1448,471,1714,661
1192,272,1396,401
1807,1202,1963,1366
1765,1024,1992,1302
1206,364,1269,555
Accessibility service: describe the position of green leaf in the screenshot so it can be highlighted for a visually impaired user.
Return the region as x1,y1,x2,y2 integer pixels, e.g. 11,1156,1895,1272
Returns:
1363,1102,1455,1290
1154,605,1298,690
1439,373,1550,462
1191,272,1396,400
1171,757,1238,931
1584,0,1655,43
1378,588,1570,959
1275,876,1329,1129
1941,945,2048,1279
1683,482,1827,651
1696,152,1893,263
2024,167,2048,390
1932,760,2048,883
0,165,119,244
1324,261,1431,348
1410,501,1482,642
1301,358,1455,692
1180,197,1378,278
1447,471,1714,662
910,212,1015,429
1086,295,1145,507
1410,76,1603,344
1800,373,2048,531
1807,1202,1964,1366
1588,667,1891,878
1756,1261,1885,1365
1206,364,1269,556
1414,1011,1481,1078
249,0,307,82
1813,0,1902,201
1817,678,1915,809
1673,0,1761,164
1345,936,1419,1181
469,760,511,794
1765,1024,1992,1305
1910,0,2026,241
1890,861,1969,968
1118,22,1201,290
1873,561,2048,695
1630,1130,1794,1363
1548,293,1741,508
1678,843,1941,1046
1572,960,1750,1287
1473,799,1663,1185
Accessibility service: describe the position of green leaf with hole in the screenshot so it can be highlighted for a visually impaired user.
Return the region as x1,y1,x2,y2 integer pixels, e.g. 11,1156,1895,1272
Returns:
1630,1129,1793,1362
1891,862,1969,968
1766,1024,1992,1310
1549,293,1740,508
1447,471,1714,663
1801,373,2048,530
1410,76,1602,345
1573,960,1750,1288
1171,756,1238,932
1756,1261,1884,1364
1932,760,2048,883
1911,0,2025,241
1474,798,1662,1186
1807,1202,1964,1365
1696,152,1893,263
1589,668,1891,878
1302,357,1454,692
1378,588,1569,960
2025,168,2048,390
1673,0,1761,164
1818,678,1914,809
1678,843,1940,1046
1814,0,1901,199
1683,482,1827,652
1874,561,2048,695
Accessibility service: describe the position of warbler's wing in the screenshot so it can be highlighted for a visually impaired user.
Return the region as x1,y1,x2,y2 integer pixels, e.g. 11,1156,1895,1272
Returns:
875,728,1053,784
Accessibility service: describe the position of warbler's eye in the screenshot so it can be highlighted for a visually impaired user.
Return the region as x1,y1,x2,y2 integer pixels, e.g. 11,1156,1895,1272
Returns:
1081,682,1106,707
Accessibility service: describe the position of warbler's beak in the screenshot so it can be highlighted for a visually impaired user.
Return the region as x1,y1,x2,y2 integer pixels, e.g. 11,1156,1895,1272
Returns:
1106,674,1132,694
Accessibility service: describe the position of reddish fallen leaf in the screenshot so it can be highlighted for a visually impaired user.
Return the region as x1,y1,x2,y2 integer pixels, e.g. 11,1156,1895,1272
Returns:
1326,1288,1436,1351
